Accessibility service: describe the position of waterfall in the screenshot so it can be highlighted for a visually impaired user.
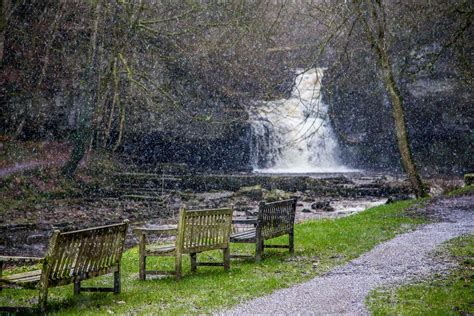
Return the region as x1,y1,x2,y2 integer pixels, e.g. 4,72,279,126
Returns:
249,68,350,173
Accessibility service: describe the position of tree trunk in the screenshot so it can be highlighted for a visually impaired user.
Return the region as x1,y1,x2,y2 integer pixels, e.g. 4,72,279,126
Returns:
360,0,427,197
379,54,427,198
0,0,9,64
62,0,102,178
61,128,91,178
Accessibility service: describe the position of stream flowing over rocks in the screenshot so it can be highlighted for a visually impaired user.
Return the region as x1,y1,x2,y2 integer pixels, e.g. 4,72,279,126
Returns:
222,195,474,315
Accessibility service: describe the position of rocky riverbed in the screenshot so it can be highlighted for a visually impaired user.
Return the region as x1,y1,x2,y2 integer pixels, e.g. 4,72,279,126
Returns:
0,173,461,257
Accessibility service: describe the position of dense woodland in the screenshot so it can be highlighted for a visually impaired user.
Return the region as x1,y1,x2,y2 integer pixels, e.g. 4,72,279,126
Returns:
1,2,473,314
1,1,472,180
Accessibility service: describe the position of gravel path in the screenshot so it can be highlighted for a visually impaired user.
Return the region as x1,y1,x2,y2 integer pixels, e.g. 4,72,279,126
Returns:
223,195,474,315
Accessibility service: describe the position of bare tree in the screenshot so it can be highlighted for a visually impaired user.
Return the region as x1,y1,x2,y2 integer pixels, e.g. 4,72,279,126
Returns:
355,0,426,197
61,0,103,178
300,0,471,197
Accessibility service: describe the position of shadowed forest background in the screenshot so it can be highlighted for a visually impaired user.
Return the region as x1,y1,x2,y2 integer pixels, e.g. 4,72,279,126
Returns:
0,1,473,314
1,0,472,175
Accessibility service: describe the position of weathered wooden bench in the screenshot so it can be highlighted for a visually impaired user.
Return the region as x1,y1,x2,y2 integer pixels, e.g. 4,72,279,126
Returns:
0,221,129,312
230,198,297,262
134,207,233,280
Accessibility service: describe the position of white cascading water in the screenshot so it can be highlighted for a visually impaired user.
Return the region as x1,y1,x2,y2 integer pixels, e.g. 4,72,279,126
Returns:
250,68,350,173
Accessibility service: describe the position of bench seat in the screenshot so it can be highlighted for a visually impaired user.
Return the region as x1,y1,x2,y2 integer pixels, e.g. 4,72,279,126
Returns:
1,270,42,288
146,244,176,255
230,229,256,243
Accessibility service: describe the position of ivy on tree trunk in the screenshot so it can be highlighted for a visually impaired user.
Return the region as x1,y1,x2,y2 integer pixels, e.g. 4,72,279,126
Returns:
359,0,427,198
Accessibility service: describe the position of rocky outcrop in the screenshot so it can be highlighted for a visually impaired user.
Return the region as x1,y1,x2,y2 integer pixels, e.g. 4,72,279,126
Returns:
322,43,472,175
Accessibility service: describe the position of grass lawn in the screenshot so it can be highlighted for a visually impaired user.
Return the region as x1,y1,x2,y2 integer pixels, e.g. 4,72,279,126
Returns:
367,234,474,316
447,184,474,197
1,200,426,315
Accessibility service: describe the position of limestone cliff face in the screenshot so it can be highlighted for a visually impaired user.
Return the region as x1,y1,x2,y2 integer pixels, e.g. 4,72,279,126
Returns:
123,121,252,172
322,44,472,175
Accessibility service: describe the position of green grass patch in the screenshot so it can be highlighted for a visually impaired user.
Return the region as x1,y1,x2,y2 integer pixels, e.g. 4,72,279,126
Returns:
447,184,474,197
1,200,426,314
367,234,474,316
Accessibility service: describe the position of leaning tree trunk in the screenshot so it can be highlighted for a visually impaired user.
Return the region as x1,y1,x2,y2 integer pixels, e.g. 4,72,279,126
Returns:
0,0,11,65
360,0,427,198
379,54,427,198
62,0,102,178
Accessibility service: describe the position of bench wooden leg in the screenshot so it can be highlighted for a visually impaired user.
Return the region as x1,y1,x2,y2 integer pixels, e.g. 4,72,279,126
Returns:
190,253,197,272
139,234,146,281
113,271,121,294
223,247,230,271
289,230,295,255
255,239,263,262
37,269,50,313
175,255,182,281
0,261,2,292
74,280,81,295
38,287,48,313
139,256,146,281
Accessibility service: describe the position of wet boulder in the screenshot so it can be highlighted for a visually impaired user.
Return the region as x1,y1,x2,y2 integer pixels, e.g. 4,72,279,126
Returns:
311,201,335,212
233,199,254,213
465,173,474,186
385,194,414,204
264,189,291,202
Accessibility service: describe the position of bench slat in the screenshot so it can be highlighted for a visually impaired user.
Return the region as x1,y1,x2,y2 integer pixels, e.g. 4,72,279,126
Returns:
1,221,129,311
230,229,256,242
196,262,224,267
3,270,42,281
146,245,176,255
230,199,296,261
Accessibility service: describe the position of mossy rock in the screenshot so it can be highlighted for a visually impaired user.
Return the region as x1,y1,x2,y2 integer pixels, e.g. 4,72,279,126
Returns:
235,185,266,200
179,192,194,201
464,173,474,186
264,189,291,202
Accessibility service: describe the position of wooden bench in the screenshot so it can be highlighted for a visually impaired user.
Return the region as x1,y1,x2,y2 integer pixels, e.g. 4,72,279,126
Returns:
134,207,233,280
0,221,129,312
230,198,297,262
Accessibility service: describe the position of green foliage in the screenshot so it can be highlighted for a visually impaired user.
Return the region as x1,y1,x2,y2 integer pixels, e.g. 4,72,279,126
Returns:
0,200,425,314
464,174,474,186
447,185,474,197
367,234,474,316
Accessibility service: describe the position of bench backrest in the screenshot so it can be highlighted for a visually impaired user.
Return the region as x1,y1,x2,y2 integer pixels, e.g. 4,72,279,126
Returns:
258,198,297,239
44,221,129,284
177,208,233,254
